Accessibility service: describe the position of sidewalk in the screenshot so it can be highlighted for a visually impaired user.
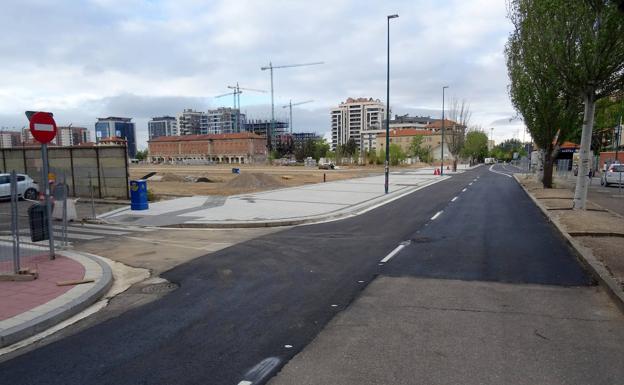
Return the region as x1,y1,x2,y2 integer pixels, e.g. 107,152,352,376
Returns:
0,251,112,348
99,167,472,228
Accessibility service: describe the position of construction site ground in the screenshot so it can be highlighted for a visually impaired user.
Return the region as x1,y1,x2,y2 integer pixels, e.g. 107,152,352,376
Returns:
129,163,426,197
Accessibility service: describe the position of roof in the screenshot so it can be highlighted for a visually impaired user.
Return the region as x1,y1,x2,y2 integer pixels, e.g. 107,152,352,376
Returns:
559,141,579,149
425,119,462,129
385,129,434,137
149,132,265,142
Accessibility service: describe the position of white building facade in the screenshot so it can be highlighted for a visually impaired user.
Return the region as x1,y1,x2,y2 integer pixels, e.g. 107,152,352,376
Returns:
177,109,208,136
331,98,385,150
207,108,245,134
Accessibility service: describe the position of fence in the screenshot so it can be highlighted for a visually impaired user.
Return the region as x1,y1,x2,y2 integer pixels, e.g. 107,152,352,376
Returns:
0,171,74,276
0,145,129,199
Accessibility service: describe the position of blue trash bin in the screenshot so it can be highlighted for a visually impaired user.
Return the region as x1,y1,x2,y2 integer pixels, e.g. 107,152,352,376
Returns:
129,179,149,210
232,168,240,174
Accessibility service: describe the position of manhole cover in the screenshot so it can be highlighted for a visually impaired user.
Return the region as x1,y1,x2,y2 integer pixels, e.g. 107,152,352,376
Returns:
141,282,179,294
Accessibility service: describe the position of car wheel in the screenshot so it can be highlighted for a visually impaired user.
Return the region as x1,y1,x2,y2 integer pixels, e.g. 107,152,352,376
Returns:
601,178,605,186
24,188,37,200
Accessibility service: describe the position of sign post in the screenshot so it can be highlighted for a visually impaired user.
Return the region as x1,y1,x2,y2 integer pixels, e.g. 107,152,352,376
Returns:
27,111,57,260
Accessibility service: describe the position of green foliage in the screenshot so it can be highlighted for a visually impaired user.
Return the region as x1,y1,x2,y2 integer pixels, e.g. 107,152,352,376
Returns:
408,136,432,163
389,144,406,166
462,131,489,162
135,149,148,161
377,150,386,165
294,139,330,161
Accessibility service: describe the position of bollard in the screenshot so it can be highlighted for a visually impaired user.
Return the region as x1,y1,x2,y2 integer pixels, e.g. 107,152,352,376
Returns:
324,173,326,183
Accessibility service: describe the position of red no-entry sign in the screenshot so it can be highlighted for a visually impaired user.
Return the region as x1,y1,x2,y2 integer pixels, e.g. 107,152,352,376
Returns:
28,111,57,144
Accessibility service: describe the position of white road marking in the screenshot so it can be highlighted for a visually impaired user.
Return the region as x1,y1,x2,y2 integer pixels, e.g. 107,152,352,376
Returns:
462,188,467,192
469,182,473,186
238,381,253,385
431,211,443,220
380,243,408,263
489,164,513,178
451,196,458,202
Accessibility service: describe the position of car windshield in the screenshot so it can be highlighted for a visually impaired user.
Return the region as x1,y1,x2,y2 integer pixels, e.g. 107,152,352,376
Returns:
611,165,624,172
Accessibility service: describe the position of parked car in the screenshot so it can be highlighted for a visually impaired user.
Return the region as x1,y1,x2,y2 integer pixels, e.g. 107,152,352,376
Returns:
601,164,624,186
0,173,39,200
318,163,335,170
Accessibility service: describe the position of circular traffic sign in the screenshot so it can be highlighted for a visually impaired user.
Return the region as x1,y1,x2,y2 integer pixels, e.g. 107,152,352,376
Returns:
29,111,57,144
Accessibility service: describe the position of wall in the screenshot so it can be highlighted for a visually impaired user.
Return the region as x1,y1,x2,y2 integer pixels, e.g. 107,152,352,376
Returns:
0,146,129,199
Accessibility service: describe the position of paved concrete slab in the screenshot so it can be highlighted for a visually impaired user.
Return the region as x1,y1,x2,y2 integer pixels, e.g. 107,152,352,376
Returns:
269,276,624,385
100,167,462,227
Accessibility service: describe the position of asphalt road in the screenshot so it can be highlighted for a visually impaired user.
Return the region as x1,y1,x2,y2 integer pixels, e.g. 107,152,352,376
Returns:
0,165,596,384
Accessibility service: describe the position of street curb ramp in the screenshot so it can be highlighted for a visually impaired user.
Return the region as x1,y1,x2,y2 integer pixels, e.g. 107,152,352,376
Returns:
514,175,624,313
0,252,113,348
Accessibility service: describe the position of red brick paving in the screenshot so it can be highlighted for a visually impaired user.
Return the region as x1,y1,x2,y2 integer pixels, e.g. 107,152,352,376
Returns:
0,254,85,321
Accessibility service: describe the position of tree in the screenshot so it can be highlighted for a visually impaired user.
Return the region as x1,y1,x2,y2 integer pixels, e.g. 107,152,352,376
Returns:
409,136,432,163
135,149,148,161
389,144,406,166
508,0,624,205
506,0,584,188
462,130,489,163
447,98,471,170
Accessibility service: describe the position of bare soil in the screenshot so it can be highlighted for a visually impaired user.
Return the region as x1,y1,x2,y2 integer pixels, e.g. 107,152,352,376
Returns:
129,164,423,197
576,237,624,287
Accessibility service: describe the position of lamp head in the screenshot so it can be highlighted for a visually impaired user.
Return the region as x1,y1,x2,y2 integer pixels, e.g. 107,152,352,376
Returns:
388,14,399,19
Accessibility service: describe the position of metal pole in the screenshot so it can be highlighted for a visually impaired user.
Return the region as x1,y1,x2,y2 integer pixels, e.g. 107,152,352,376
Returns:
385,15,398,194
616,115,621,163
289,100,293,135
62,173,68,247
441,86,448,175
269,63,274,152
89,172,95,219
42,143,55,259
10,171,20,273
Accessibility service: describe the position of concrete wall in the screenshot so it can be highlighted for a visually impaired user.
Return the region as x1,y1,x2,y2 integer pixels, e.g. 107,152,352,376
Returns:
0,146,129,199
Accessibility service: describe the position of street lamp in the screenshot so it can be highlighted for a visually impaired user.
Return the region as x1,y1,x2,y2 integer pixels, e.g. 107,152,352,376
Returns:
440,85,449,176
385,13,399,194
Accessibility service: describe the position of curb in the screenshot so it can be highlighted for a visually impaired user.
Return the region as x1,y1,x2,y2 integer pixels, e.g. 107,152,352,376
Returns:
0,251,113,348
160,177,447,229
514,175,624,313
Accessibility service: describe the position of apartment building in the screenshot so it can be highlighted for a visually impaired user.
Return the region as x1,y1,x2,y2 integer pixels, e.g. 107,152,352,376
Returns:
177,109,208,136
0,131,22,148
148,116,178,139
207,108,246,134
331,98,385,150
56,126,90,146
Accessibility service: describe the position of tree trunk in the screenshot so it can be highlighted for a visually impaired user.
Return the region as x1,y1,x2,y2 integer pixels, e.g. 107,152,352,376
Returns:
573,93,596,209
542,148,554,188
452,158,457,172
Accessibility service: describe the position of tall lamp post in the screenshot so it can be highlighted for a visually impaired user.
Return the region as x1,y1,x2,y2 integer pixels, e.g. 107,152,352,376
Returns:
385,13,399,194
440,85,449,175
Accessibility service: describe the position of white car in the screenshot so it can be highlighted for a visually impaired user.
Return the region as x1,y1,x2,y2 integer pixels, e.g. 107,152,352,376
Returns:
601,164,624,187
0,173,39,200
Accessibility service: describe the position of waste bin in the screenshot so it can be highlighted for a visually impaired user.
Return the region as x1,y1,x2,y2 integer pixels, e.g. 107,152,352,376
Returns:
232,168,240,174
28,204,49,242
129,179,149,210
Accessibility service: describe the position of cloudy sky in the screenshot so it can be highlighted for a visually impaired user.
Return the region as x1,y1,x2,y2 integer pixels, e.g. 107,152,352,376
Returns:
0,0,528,149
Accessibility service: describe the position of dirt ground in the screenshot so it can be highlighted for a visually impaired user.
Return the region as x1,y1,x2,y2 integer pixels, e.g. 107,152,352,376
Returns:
517,174,624,288
129,163,426,197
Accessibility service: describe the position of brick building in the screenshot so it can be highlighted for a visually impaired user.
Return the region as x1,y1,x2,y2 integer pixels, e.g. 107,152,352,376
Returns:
147,132,267,164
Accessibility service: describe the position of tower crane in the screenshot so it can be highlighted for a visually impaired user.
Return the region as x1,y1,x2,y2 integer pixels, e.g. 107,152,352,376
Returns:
260,61,323,150
227,83,266,132
282,100,313,134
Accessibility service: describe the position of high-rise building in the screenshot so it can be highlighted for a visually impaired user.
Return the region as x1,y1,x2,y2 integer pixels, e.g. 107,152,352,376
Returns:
292,132,321,148
0,130,22,148
331,98,385,150
55,126,90,146
148,116,178,139
244,119,288,147
95,117,137,158
177,109,208,136
207,108,246,134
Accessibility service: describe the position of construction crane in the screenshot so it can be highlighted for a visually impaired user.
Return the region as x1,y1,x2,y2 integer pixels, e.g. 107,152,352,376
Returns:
260,61,323,150
282,100,313,134
227,83,266,132
215,90,242,132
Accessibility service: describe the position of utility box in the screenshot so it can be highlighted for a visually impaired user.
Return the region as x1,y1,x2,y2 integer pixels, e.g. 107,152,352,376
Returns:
129,180,149,210
28,204,49,242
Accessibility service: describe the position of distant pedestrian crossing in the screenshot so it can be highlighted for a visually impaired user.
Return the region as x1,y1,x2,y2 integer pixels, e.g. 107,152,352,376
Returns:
0,222,154,246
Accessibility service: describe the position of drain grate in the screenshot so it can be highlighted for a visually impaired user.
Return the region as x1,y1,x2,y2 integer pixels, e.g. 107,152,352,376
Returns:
141,282,179,294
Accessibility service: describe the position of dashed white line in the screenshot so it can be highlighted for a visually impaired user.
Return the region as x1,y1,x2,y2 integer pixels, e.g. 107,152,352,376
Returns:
380,242,410,263
451,196,458,202
238,382,253,385
489,164,513,178
469,182,473,186
462,188,467,192
431,211,443,221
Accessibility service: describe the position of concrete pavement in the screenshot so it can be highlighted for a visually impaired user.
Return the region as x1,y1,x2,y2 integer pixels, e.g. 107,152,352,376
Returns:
99,167,470,227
